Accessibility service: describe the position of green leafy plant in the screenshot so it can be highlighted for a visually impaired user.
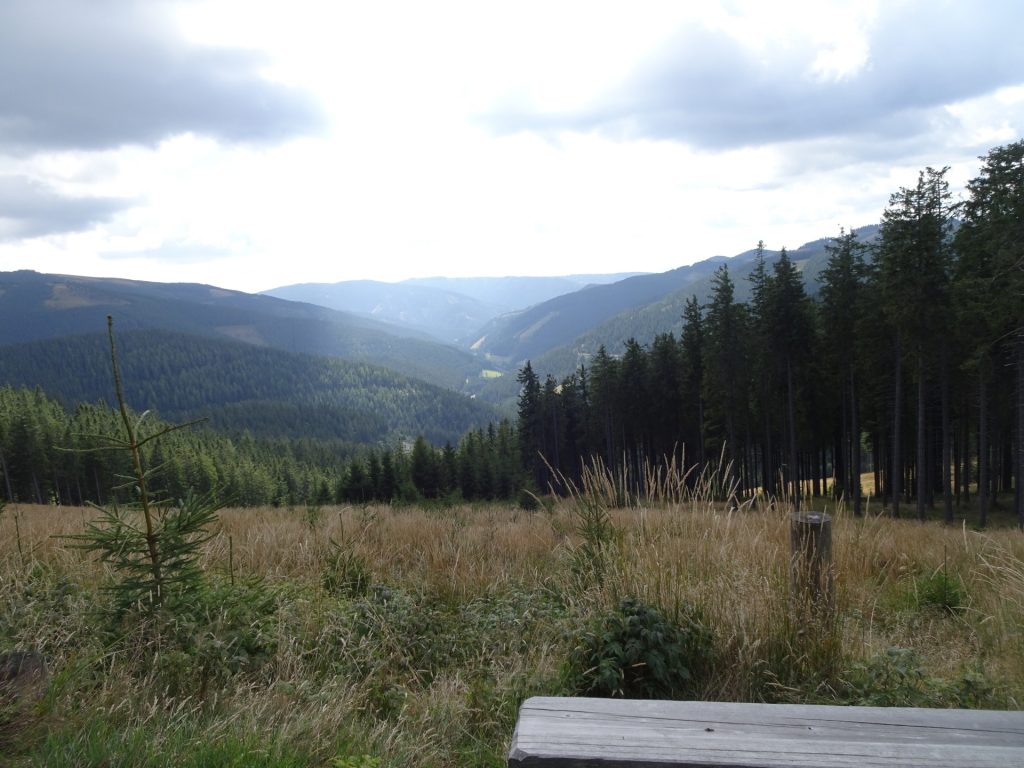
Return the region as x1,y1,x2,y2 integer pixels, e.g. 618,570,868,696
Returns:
63,317,218,617
914,565,968,614
840,647,994,707
566,597,713,699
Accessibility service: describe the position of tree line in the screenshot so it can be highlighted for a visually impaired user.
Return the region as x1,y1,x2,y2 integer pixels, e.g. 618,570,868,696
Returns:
0,385,524,508
516,142,1023,526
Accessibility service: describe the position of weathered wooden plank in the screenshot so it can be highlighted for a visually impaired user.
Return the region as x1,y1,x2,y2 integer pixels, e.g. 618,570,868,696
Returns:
507,697,1024,768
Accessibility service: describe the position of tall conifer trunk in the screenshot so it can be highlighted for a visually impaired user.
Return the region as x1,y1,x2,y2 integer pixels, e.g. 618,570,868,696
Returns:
851,368,862,516
979,370,989,528
787,357,799,510
1016,335,1023,528
942,346,952,523
893,333,903,518
917,354,927,521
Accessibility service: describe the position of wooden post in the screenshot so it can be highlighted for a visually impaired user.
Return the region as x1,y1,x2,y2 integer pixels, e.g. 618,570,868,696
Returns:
789,510,833,610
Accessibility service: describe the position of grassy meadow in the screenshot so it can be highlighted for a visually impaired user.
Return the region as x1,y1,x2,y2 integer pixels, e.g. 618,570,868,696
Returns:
2,483,1023,766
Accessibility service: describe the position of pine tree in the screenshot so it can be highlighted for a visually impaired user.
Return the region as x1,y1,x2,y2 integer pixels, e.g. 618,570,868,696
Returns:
957,141,1024,527
819,228,868,514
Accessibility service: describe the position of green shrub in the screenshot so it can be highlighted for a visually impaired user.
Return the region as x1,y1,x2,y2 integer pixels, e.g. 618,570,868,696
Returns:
914,567,968,614
157,576,280,697
839,647,999,708
566,597,713,699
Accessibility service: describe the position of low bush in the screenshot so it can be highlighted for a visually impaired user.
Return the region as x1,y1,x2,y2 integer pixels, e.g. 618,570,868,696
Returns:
565,597,713,699
839,646,1000,708
914,566,968,614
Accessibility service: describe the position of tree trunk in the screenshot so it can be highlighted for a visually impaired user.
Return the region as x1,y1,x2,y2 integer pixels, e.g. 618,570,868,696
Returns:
917,353,927,521
979,370,989,528
954,421,962,508
697,395,705,471
893,334,903,518
1016,333,1023,529
787,357,799,511
0,448,12,502
942,347,953,524
851,368,862,516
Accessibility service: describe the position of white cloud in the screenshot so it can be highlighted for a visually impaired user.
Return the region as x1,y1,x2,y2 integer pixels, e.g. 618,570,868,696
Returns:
0,0,1021,292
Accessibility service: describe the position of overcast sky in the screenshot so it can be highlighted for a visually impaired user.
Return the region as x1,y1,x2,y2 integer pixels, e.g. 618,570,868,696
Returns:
1,0,1021,293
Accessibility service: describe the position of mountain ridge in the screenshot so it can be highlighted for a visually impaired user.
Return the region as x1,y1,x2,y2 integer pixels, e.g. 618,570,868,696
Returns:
0,270,482,392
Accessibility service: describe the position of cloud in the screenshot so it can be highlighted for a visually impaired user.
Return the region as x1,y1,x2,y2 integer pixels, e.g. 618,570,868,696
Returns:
483,1,1024,151
100,240,235,264
0,175,132,240
0,0,323,153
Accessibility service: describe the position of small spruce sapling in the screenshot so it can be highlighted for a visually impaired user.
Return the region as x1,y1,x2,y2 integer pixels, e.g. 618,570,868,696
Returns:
64,316,219,616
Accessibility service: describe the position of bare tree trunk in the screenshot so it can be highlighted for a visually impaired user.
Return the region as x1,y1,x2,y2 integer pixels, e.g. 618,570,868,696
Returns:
851,368,862,516
0,448,12,502
1016,334,1023,529
893,334,903,518
942,346,953,524
954,421,962,508
979,370,989,528
917,354,927,522
787,357,799,511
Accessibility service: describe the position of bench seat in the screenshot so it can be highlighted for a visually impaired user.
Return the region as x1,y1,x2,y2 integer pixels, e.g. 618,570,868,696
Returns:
508,696,1024,767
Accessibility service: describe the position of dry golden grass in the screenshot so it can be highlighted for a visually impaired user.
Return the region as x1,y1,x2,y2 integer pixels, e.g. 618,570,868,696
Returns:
2,492,1023,765
5,496,1022,671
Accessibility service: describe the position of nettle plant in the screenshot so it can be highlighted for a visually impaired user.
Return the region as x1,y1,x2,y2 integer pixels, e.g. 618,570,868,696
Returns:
65,317,219,618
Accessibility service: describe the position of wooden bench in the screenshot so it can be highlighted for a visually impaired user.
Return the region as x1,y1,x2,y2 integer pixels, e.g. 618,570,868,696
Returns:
507,696,1024,767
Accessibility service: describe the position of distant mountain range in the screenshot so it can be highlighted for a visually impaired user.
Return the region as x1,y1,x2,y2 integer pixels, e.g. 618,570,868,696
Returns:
264,272,646,344
0,270,482,392
0,225,881,441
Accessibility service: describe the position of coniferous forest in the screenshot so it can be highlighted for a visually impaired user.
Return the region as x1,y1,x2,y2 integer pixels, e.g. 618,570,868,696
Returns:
517,144,1023,526
0,143,1021,525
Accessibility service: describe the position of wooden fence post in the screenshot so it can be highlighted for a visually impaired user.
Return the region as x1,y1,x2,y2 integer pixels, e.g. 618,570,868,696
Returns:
789,511,833,611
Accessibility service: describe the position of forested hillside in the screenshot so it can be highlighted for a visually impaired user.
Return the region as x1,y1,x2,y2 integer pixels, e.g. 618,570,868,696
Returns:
476,226,882,406
0,271,483,391
0,330,496,445
470,266,720,366
514,144,1024,527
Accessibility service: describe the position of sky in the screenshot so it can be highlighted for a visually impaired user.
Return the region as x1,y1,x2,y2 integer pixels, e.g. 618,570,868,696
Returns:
1,0,1022,294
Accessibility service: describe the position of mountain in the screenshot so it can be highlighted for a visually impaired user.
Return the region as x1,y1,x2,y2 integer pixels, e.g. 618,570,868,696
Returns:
0,270,485,392
469,263,733,366
263,272,649,345
476,225,882,405
263,279,503,344
403,273,648,312
0,330,498,446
